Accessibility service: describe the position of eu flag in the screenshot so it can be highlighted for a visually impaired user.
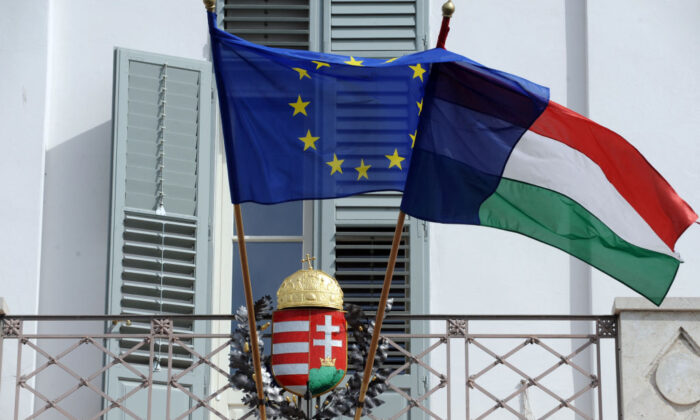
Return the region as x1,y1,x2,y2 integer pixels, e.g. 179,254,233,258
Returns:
208,12,462,204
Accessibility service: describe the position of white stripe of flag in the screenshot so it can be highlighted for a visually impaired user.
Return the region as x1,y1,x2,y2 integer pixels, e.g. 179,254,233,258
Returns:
504,130,679,259
274,321,310,333
273,342,309,354
272,363,308,376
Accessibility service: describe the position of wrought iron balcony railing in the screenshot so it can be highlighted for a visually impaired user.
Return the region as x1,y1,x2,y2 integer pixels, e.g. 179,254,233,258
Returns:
0,314,619,419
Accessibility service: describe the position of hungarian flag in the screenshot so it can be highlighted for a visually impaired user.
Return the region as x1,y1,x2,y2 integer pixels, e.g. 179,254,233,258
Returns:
400,62,697,305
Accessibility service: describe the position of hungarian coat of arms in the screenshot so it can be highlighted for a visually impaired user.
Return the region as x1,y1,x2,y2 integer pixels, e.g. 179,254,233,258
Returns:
272,309,347,396
271,256,347,397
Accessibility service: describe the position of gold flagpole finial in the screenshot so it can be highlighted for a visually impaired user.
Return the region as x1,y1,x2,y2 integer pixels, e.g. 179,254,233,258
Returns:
203,0,216,12
442,0,455,18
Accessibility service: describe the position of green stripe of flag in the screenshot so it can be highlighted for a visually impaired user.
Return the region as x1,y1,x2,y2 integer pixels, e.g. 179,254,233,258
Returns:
479,178,679,305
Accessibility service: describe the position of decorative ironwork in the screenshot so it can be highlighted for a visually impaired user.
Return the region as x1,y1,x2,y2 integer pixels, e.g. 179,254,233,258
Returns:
372,335,448,420
151,318,173,335
448,319,467,336
597,317,618,338
1,318,21,337
467,336,599,419
0,314,618,419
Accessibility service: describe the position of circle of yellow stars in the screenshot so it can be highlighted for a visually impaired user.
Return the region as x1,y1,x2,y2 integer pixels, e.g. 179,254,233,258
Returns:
288,59,425,181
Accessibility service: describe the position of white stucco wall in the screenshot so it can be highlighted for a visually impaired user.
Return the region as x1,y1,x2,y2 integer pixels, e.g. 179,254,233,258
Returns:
586,0,700,310
586,2,700,416
0,0,51,415
39,0,210,318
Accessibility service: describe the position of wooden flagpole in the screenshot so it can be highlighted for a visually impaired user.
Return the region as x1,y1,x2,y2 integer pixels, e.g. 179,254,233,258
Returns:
234,204,268,420
353,2,455,419
203,2,268,418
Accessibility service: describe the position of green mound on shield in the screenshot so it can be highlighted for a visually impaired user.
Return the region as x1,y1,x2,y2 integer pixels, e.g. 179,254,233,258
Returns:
309,365,345,396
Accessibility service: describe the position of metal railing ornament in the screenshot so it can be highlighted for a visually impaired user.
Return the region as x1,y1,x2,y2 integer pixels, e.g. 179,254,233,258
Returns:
0,313,618,419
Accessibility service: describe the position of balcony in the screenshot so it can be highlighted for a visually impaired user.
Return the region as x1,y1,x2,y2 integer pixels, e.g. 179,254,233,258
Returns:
0,314,619,419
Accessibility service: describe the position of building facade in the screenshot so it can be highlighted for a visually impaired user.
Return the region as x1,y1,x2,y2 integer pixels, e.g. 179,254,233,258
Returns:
1,0,698,418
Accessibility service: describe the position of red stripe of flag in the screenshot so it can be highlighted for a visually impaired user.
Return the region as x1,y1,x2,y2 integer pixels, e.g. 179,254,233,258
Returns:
272,332,309,344
274,374,307,385
272,309,311,321
530,100,697,250
271,353,308,365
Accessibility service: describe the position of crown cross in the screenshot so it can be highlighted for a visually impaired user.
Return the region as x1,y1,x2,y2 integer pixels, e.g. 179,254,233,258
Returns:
301,253,316,270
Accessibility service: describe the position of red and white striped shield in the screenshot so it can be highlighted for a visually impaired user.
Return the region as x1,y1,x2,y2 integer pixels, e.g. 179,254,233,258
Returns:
271,308,347,396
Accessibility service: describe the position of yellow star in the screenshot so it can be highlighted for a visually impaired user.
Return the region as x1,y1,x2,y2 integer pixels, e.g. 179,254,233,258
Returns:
355,159,371,180
409,63,426,82
417,98,423,115
409,130,417,148
385,149,405,170
344,56,364,66
293,67,311,80
298,130,319,151
326,154,344,175
312,61,330,70
288,95,310,116
385,57,398,63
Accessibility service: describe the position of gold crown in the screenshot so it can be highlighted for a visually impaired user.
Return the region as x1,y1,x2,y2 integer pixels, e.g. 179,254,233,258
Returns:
277,255,343,310
320,357,336,367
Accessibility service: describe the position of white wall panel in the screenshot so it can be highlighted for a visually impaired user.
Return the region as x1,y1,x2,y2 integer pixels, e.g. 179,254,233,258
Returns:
0,0,50,416
587,0,700,312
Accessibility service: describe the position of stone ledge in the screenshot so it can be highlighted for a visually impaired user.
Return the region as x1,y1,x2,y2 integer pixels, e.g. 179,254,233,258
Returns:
0,297,7,315
613,297,700,314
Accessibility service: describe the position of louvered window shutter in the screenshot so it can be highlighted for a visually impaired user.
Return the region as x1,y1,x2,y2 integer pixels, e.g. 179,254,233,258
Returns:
221,0,311,49
316,195,429,416
316,0,429,336
316,194,428,355
324,0,427,56
104,48,214,417
314,2,430,415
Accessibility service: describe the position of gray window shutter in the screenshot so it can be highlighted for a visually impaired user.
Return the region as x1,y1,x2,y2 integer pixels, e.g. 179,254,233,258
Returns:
315,194,429,418
315,2,430,416
104,48,214,418
316,0,429,321
221,0,311,49
324,0,428,56
317,192,428,322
